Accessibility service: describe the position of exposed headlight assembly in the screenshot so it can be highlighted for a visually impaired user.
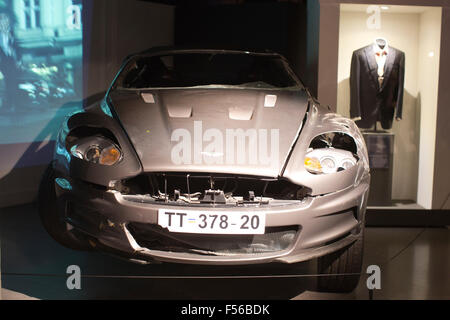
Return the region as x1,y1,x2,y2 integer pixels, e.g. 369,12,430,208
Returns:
304,132,358,174
70,136,122,166
304,148,357,174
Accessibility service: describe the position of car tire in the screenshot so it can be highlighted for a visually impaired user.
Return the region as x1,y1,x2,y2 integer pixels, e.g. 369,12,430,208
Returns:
316,234,364,293
38,164,92,251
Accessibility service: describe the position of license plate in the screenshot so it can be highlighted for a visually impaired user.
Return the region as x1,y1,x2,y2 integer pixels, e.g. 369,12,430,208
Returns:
158,209,266,235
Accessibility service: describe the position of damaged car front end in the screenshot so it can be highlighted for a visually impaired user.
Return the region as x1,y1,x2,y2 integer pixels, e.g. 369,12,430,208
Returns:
39,48,370,292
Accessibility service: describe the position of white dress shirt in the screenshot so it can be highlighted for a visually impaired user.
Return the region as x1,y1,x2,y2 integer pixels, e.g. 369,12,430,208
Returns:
374,43,389,87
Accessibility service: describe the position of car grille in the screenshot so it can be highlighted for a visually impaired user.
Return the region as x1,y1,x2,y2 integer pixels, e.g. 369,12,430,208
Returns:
127,223,300,255
117,172,310,206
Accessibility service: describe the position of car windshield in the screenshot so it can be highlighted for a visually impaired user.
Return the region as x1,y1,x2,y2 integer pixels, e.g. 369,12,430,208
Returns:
116,52,301,90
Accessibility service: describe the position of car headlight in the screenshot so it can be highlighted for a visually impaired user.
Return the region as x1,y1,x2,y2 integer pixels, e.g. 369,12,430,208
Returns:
70,136,122,166
304,148,357,174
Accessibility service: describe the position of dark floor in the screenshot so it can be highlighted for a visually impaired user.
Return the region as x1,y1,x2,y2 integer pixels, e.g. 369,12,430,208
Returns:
0,203,449,300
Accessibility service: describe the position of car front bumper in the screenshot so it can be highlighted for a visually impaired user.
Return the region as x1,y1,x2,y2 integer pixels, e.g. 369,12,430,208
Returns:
54,174,370,265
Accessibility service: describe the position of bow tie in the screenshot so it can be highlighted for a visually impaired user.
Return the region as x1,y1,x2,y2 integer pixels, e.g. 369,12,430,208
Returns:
376,51,387,57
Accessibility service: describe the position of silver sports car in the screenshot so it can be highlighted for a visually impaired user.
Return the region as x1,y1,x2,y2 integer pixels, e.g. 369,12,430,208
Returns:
39,48,370,293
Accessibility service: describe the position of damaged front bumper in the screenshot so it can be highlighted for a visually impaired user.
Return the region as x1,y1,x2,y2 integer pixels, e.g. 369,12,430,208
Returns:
55,173,369,265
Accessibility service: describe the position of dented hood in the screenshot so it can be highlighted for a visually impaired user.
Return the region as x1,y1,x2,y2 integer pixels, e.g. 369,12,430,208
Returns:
108,88,309,177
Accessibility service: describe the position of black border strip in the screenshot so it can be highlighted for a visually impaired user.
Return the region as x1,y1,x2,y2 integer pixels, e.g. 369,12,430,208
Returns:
366,209,450,227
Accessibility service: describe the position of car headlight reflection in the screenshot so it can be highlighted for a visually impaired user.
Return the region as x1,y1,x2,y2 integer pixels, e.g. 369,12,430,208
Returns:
70,136,122,166
304,148,357,174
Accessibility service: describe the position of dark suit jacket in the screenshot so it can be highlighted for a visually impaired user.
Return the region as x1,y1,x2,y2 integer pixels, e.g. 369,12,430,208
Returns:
350,45,405,129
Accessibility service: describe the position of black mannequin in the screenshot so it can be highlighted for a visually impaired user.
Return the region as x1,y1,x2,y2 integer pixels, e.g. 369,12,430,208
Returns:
375,38,387,50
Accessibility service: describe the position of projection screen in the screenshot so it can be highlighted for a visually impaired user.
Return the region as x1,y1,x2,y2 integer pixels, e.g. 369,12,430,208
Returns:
0,0,84,175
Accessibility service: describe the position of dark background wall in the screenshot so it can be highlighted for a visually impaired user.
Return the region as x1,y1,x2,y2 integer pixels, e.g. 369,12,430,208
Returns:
174,1,312,91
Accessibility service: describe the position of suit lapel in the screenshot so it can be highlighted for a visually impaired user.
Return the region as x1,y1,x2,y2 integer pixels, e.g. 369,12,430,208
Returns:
380,47,397,92
364,45,381,91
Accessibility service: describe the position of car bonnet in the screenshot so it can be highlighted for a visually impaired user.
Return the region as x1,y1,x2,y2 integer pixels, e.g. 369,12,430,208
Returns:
108,88,309,178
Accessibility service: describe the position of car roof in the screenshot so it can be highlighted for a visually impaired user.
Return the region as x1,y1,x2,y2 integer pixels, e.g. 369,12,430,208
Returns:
123,45,288,62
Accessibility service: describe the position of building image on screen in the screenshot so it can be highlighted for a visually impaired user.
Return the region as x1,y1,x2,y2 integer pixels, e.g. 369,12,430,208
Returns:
0,0,83,146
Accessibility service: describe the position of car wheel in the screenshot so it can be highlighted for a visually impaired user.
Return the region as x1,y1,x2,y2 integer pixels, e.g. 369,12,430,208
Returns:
38,164,92,251
316,234,364,293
